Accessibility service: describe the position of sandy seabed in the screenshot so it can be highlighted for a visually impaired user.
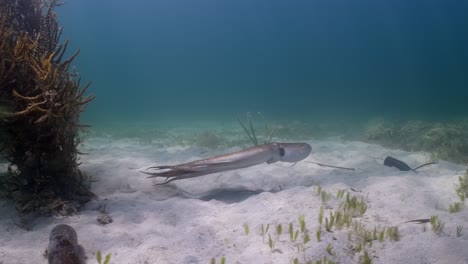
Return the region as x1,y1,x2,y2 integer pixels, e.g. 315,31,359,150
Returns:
1,131,467,264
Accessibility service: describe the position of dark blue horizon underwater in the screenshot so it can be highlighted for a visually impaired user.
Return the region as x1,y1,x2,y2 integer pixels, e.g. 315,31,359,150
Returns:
58,0,468,126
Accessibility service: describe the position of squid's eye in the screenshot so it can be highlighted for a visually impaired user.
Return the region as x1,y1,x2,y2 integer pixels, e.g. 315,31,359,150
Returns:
279,147,285,158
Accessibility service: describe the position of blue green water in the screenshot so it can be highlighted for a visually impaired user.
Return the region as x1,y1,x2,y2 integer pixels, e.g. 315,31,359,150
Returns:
58,0,468,125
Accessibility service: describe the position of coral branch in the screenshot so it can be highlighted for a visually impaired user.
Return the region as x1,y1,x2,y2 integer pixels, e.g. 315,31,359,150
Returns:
0,0,95,213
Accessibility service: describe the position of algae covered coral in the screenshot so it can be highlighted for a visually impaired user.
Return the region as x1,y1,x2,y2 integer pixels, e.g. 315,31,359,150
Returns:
0,0,95,213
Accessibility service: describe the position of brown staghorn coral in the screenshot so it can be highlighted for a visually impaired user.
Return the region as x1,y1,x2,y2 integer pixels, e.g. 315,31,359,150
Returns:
0,0,95,214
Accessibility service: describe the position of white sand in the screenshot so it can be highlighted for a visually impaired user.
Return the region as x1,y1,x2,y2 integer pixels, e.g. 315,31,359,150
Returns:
1,132,467,264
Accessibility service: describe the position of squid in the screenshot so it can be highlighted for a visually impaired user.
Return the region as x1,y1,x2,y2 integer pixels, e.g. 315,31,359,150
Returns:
140,142,312,185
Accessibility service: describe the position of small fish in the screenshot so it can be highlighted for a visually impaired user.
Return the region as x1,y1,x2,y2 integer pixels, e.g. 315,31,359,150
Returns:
383,156,437,172
384,156,415,171
403,219,430,224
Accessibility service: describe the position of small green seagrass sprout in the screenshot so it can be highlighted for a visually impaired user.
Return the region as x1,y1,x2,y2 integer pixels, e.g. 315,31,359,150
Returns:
321,191,332,204
325,211,335,232
363,230,372,243
318,206,324,225
96,250,111,264
316,185,322,195
210,256,226,264
457,225,464,237
361,251,372,264
333,211,343,229
303,233,310,246
430,215,444,235
355,243,363,253
294,230,300,241
386,226,400,241
448,201,464,213
456,171,468,202
268,234,274,252
378,229,385,242
325,217,331,232
334,211,352,229
276,223,283,236
296,230,311,253
243,223,250,235
299,215,307,233
326,244,334,256
289,222,294,241
341,193,367,217
349,221,400,250
336,189,345,199
316,228,322,242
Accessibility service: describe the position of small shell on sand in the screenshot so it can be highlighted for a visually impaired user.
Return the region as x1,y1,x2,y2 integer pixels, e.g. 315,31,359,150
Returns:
97,213,113,225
